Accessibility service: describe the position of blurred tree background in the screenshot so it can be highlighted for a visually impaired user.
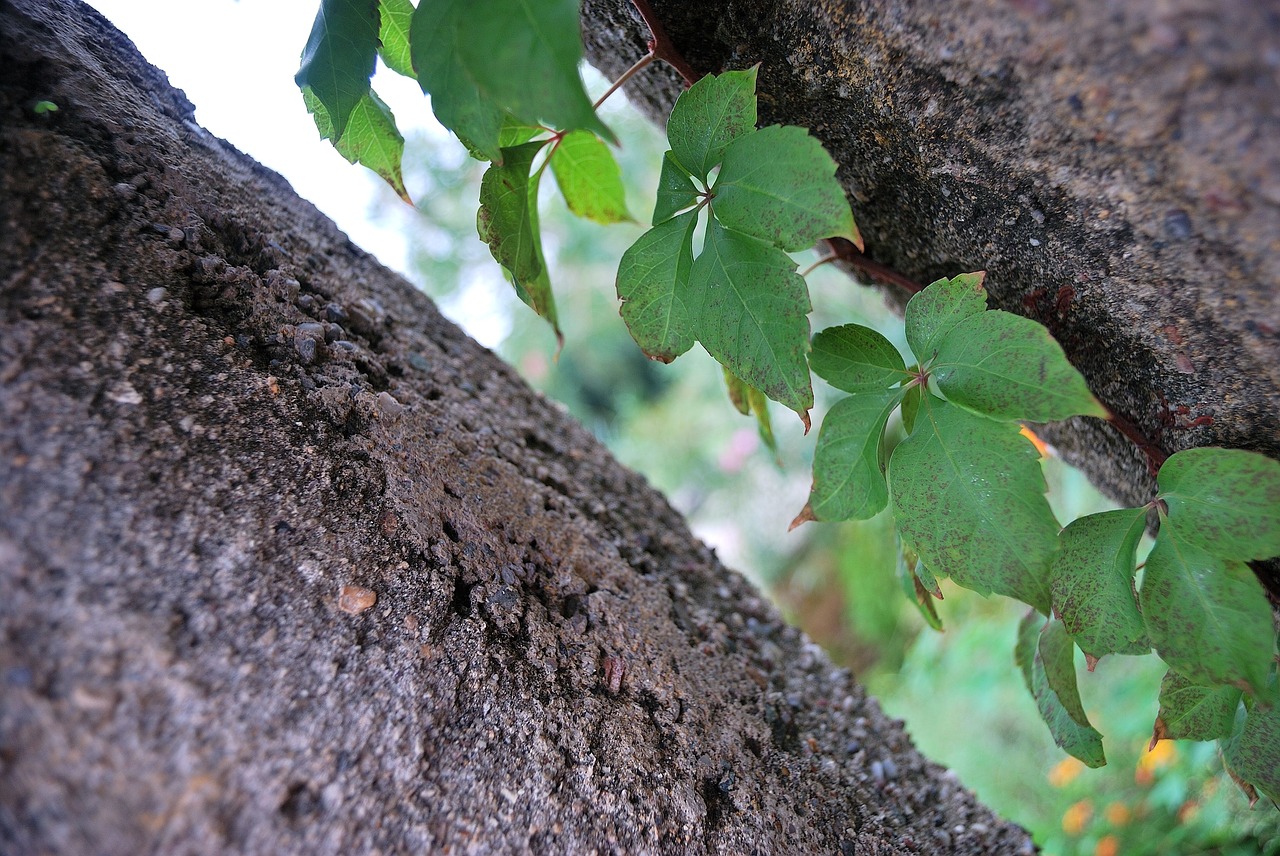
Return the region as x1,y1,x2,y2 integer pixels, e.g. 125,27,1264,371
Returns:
366,72,1280,855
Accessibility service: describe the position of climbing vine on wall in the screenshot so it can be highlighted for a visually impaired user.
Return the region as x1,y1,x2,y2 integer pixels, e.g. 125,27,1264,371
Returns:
295,0,1280,805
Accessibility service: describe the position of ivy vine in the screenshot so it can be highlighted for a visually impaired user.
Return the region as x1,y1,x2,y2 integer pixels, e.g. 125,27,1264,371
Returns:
296,0,1280,806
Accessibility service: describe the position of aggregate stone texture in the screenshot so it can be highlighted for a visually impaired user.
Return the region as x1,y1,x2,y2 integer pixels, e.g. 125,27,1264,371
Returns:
0,1,1035,853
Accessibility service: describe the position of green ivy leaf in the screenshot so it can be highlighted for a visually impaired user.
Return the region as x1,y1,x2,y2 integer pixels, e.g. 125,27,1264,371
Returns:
377,0,415,78
931,311,1107,421
687,220,814,421
1151,670,1241,745
666,67,758,179
1140,517,1274,694
653,151,700,226
409,0,503,161
1222,698,1280,806
296,0,379,143
477,141,559,337
805,390,904,522
1158,447,1280,561
890,397,1057,613
302,86,409,202
898,537,943,631
616,210,698,363
904,273,987,363
914,549,945,592
454,0,612,142
1050,507,1148,664
810,324,909,393
723,365,751,415
1016,613,1107,768
498,118,542,148
900,382,922,434
549,130,632,225
712,125,858,252
721,369,778,454
747,384,778,456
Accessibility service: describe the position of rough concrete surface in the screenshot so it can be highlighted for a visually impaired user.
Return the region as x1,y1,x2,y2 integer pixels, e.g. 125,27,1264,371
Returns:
0,1,1038,853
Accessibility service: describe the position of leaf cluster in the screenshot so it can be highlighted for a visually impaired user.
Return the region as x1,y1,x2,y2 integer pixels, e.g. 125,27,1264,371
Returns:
295,0,1280,804
802,272,1280,794
297,0,630,341
617,68,859,424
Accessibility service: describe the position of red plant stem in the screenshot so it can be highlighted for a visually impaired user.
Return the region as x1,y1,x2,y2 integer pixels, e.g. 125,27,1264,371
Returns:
594,52,656,109
844,253,924,296
629,0,699,86
821,238,924,295
1105,409,1169,476
798,253,838,278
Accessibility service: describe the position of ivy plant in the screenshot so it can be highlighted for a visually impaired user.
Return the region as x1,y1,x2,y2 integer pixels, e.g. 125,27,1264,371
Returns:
294,0,1280,806
618,66,859,426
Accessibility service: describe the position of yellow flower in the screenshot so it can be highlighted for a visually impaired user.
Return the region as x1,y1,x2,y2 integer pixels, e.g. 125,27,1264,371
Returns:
1136,739,1177,786
1103,802,1131,827
1049,757,1085,788
1095,834,1120,856
1063,800,1093,836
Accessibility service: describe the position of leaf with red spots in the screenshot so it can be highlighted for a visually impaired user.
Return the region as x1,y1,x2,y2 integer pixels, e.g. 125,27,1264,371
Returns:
1151,669,1240,746
1140,516,1274,694
1016,613,1106,768
1158,448,1280,561
890,397,1058,613
1050,507,1149,663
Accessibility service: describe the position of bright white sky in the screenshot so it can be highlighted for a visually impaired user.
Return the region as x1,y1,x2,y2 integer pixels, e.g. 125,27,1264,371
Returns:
89,0,429,278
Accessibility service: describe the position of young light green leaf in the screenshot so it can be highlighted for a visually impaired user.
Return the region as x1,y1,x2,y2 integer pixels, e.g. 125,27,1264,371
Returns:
666,67,758,179
454,0,612,141
890,397,1057,613
518,172,557,339
913,550,944,594
722,369,778,455
810,324,909,393
904,273,987,363
723,365,751,415
409,0,503,161
931,310,1107,422
1016,614,1107,768
302,86,409,202
498,119,542,148
477,141,559,336
713,125,858,252
616,210,698,363
653,151,700,226
548,130,632,225
687,221,814,421
746,385,777,456
900,382,922,434
377,0,415,78
296,0,380,143
1151,669,1241,746
1222,699,1280,806
805,389,905,522
898,537,943,631
1140,517,1275,693
1158,447,1280,561
1050,507,1148,663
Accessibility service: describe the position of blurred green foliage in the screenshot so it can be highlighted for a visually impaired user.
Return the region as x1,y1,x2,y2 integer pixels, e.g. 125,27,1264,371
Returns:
379,70,1280,855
